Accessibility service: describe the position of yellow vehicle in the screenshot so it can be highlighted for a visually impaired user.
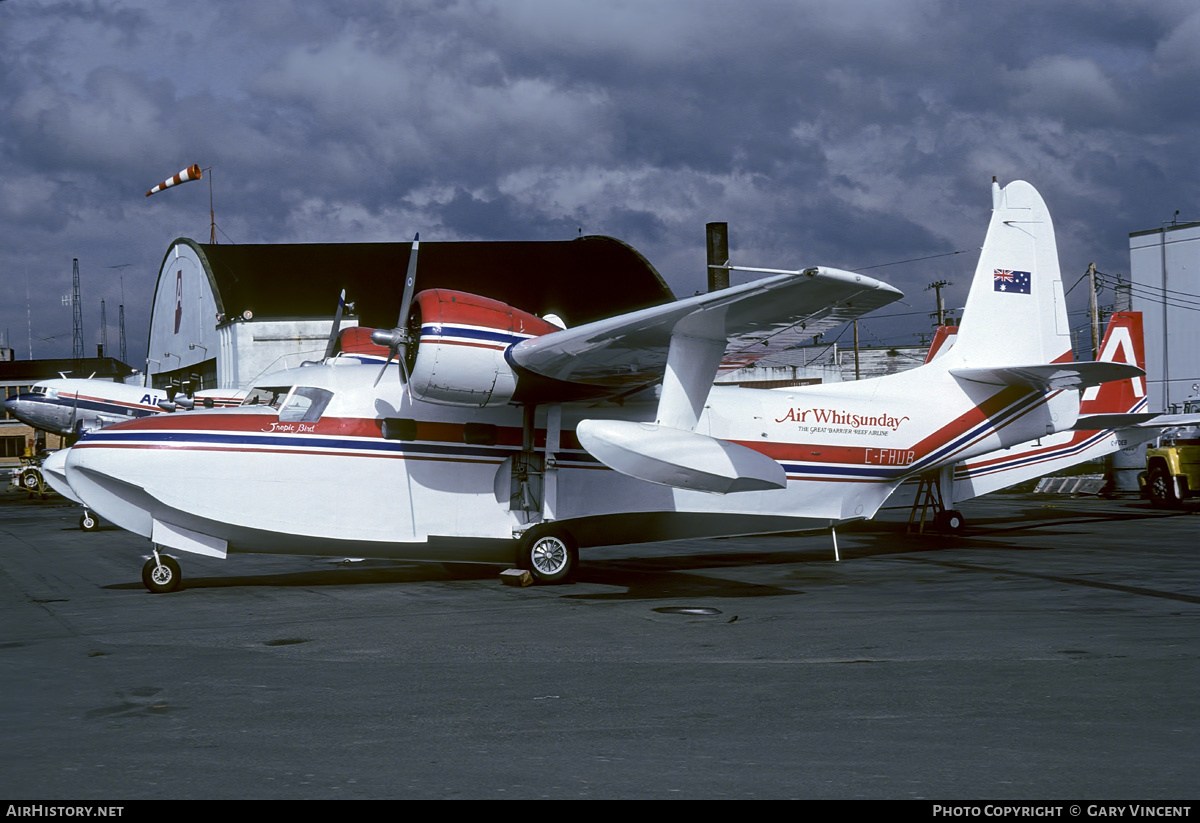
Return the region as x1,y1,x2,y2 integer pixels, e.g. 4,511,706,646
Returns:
9,451,52,498
1143,397,1200,508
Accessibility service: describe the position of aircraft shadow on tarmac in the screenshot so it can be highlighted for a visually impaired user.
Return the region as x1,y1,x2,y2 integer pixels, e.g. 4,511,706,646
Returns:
101,558,806,600
95,500,1191,600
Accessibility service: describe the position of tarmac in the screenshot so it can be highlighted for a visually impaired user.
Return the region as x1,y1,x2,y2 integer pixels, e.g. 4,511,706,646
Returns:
0,485,1196,800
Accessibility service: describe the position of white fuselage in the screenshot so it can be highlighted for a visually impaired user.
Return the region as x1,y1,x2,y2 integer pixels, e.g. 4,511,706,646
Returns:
61,357,1076,562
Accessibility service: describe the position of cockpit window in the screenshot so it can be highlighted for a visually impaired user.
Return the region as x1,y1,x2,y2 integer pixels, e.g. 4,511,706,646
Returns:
278,387,334,423
242,385,291,408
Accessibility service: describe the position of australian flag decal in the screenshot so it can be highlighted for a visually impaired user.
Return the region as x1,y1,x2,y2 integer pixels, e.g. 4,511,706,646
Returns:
993,268,1031,294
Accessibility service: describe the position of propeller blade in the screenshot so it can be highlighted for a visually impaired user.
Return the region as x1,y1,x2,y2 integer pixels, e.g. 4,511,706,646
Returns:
372,234,421,387
398,234,419,333
323,289,347,361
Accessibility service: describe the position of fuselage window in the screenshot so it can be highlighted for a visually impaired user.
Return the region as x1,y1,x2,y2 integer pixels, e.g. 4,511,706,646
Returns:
278,387,334,423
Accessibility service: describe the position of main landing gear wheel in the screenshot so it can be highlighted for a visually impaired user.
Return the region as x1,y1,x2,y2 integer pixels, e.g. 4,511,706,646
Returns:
935,509,966,534
79,511,98,532
518,525,578,585
142,554,182,594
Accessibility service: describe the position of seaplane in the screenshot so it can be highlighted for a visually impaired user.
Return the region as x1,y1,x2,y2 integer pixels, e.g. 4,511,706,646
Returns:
46,180,1174,592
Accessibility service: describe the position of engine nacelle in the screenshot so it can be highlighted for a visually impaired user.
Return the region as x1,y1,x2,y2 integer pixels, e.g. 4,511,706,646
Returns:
406,289,562,407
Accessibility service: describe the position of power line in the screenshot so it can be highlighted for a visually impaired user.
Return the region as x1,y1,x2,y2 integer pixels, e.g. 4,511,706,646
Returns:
1095,268,1200,302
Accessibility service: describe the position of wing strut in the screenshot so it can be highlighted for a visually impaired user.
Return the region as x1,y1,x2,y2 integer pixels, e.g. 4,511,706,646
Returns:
656,316,727,431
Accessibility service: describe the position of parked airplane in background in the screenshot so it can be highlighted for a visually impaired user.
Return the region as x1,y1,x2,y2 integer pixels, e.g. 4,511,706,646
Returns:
5,379,246,440
52,180,1157,592
7,378,246,529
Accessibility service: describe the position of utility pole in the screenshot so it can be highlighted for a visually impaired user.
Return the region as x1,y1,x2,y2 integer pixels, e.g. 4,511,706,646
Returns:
1087,263,1100,360
100,300,107,358
853,320,860,380
926,280,951,326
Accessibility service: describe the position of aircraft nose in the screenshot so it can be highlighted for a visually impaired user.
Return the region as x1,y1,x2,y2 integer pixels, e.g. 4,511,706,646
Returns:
64,440,155,539
40,448,83,504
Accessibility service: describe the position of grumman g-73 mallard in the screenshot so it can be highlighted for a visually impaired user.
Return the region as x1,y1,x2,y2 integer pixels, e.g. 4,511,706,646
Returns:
48,181,1159,592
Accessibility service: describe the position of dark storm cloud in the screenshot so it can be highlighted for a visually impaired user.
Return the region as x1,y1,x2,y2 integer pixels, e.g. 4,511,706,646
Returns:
1,0,1197,368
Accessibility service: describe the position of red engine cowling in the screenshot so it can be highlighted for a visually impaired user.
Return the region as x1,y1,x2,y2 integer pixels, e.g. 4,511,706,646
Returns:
405,289,562,407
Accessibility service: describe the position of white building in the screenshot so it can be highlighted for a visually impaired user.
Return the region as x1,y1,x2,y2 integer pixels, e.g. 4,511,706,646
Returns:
1129,221,1200,411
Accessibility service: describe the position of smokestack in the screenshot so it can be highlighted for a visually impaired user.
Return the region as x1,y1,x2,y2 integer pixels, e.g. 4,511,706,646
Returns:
706,222,729,292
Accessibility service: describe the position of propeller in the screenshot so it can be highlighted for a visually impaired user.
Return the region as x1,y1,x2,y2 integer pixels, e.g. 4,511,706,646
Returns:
174,381,196,410
69,391,80,434
322,289,347,361
159,385,179,412
373,233,420,387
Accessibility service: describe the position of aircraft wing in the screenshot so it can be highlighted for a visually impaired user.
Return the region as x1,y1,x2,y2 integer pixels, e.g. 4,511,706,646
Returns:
508,266,903,390
950,361,1144,392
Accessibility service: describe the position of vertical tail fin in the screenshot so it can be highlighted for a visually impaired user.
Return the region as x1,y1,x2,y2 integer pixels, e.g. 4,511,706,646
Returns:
945,180,1072,369
923,325,959,364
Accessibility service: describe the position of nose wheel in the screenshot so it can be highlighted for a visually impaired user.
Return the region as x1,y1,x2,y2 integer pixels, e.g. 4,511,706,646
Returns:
79,511,99,532
142,550,182,593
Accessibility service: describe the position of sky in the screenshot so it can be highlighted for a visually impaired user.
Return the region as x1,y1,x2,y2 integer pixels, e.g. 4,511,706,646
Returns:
2,0,1197,371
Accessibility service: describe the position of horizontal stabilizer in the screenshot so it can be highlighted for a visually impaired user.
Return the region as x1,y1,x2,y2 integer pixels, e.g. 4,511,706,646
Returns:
1074,411,1200,431
951,361,1144,392
1072,413,1161,430
576,420,786,494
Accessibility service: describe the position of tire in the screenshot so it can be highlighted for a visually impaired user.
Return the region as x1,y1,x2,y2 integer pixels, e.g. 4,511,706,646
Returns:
518,525,578,585
79,511,98,532
936,509,966,534
142,555,182,593
22,469,41,490
1147,464,1180,509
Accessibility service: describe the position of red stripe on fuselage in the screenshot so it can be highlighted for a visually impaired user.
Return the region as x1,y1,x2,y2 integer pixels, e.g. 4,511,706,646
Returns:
71,393,161,412
732,385,1037,467
88,412,588,451
85,383,1045,477
418,336,508,352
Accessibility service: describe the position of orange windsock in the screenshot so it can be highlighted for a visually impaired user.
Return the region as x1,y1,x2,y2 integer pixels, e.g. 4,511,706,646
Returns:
146,164,202,197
